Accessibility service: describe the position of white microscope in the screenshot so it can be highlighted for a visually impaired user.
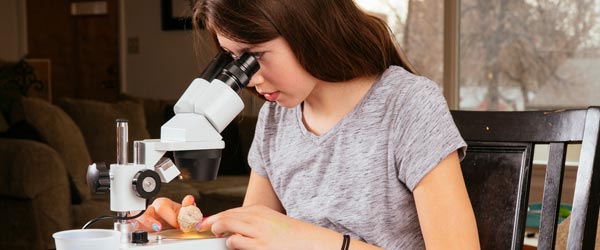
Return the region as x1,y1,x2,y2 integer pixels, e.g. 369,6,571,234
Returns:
86,51,259,249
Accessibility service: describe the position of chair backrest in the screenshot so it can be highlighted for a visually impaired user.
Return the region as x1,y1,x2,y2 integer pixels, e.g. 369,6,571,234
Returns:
451,107,600,250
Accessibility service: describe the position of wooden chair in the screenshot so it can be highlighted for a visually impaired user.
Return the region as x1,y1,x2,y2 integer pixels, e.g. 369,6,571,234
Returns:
451,107,600,250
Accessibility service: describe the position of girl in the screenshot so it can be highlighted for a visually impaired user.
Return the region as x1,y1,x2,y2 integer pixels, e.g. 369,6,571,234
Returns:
135,0,480,249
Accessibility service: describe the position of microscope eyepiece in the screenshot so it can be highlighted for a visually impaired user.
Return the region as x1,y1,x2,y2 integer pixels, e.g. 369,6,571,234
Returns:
199,52,234,81
236,53,260,76
217,52,260,92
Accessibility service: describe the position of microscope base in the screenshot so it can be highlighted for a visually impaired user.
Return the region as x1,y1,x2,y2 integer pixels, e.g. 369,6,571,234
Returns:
120,236,228,250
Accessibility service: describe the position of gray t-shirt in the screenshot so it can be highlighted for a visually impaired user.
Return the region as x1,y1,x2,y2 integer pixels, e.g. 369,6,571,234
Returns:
248,66,466,249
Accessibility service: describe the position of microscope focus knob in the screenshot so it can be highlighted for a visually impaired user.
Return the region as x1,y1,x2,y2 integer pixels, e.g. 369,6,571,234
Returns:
86,162,110,194
131,230,149,244
132,170,161,199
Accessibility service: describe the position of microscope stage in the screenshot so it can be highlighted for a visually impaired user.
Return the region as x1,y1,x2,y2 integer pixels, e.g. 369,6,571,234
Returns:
120,230,228,250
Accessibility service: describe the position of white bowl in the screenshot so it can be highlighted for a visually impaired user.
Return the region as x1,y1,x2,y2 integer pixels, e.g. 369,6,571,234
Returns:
53,229,121,250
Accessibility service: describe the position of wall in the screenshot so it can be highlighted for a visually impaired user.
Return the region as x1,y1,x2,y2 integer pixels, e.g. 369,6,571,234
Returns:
0,0,200,99
0,0,27,61
121,0,264,115
0,0,260,111
121,0,217,100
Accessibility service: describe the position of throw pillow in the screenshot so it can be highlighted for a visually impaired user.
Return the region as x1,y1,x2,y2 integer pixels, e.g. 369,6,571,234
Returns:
21,97,92,201
119,94,176,139
0,119,46,143
57,98,151,166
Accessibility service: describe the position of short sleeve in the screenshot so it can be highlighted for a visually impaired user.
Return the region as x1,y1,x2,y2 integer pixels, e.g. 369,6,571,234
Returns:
394,78,467,191
247,103,270,177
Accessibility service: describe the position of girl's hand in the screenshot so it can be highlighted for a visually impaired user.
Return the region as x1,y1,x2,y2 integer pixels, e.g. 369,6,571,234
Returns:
132,195,196,232
200,205,338,250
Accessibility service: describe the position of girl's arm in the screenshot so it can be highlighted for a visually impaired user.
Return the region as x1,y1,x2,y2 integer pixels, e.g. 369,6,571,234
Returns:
413,151,481,249
242,170,285,212
204,170,383,250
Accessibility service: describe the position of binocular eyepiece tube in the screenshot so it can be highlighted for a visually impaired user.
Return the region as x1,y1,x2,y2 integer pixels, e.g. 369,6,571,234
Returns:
201,52,260,93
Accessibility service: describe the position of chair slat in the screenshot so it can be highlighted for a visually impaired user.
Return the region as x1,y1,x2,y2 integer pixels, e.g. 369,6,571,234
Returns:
537,143,567,250
567,107,600,250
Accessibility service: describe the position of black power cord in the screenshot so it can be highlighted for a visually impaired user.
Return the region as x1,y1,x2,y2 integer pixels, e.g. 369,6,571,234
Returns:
82,209,146,229
82,200,150,229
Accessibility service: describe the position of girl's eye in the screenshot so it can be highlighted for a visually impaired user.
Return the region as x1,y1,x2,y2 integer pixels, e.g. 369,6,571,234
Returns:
228,52,240,60
229,51,264,60
249,52,264,59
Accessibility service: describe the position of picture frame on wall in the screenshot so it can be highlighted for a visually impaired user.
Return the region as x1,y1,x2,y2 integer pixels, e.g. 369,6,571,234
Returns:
161,0,203,30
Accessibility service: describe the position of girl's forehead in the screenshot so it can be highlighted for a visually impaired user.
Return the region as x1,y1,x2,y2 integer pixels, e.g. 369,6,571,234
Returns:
216,35,248,50
217,34,286,54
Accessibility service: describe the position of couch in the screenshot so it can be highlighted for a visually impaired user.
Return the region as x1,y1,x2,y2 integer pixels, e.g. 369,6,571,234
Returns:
0,96,257,250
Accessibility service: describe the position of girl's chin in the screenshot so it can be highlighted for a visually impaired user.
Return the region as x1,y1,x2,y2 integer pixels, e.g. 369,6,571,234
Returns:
274,98,301,109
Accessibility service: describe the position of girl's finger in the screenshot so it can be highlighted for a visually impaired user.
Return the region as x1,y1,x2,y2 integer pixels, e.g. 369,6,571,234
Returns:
226,233,256,250
181,195,195,207
210,216,256,238
136,206,164,232
205,206,264,225
153,199,181,229
201,206,264,232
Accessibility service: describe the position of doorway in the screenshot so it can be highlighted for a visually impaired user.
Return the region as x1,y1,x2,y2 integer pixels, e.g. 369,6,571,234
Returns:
27,0,119,102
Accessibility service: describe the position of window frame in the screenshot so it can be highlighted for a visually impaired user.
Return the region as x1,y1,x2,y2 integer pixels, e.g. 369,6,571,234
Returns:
443,0,461,109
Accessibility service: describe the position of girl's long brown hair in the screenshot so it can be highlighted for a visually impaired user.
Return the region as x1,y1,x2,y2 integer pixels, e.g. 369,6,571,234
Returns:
192,0,416,82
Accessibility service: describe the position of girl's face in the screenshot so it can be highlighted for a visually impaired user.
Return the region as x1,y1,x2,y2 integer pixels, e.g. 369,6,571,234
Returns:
217,34,318,108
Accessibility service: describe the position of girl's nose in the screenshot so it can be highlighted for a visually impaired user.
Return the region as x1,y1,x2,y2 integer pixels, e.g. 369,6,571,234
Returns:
247,70,264,88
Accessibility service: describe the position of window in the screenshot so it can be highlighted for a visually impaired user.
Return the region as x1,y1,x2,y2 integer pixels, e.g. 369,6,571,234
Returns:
459,0,600,111
357,0,600,111
354,0,445,87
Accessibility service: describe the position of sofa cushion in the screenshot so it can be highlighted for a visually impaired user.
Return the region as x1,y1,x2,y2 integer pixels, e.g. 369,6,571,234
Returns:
21,97,92,201
0,140,73,250
72,199,114,229
0,138,69,198
57,98,151,166
119,94,176,139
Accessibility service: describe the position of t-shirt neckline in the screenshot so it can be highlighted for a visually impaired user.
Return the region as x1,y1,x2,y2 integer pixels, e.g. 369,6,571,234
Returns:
295,73,385,144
